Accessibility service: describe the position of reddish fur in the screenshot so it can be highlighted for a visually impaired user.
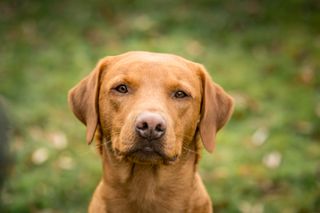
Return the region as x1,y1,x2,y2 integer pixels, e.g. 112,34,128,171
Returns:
68,51,234,213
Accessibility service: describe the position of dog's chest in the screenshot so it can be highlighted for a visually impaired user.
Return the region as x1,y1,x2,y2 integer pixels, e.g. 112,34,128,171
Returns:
110,165,188,213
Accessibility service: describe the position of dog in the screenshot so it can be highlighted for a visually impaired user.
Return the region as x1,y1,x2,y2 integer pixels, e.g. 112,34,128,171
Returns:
68,51,234,213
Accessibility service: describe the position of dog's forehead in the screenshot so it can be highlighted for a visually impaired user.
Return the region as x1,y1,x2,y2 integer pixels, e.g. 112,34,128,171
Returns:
107,52,199,83
115,51,193,65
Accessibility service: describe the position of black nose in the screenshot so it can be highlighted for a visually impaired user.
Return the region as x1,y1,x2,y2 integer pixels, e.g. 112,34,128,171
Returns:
135,112,167,140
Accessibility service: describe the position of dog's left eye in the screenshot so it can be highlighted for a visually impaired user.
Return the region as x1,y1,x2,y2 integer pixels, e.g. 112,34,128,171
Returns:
114,84,128,93
173,90,189,99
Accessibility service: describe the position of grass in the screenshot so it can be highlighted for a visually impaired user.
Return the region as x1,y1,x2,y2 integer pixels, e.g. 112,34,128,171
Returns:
0,0,319,212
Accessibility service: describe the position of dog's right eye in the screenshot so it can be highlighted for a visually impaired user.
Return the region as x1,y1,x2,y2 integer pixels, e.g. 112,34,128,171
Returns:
114,84,128,93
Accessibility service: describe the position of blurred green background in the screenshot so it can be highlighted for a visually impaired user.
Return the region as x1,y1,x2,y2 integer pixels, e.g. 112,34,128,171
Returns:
0,0,319,212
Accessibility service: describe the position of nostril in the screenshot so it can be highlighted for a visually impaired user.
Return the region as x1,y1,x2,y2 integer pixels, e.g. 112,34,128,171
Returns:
137,122,148,130
135,121,150,139
155,123,165,133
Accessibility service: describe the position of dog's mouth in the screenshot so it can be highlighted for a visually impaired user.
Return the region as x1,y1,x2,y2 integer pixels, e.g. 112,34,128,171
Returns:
115,143,178,165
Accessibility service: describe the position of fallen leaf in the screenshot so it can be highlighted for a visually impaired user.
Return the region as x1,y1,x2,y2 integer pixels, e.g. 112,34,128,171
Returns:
262,151,282,169
298,64,314,85
48,131,68,150
31,148,49,165
57,156,74,170
239,201,264,213
295,121,313,135
251,127,269,146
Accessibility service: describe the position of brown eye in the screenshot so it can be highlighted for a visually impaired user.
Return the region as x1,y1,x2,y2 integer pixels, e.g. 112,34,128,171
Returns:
174,90,188,99
114,84,128,93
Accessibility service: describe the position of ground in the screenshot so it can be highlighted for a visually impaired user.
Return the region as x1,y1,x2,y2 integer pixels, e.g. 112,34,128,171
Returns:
0,0,319,212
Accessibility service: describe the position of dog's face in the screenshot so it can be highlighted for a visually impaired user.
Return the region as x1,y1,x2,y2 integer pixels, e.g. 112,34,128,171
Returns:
99,55,202,164
69,51,233,165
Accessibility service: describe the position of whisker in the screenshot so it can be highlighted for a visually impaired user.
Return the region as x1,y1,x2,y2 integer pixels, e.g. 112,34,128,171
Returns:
182,146,197,154
103,140,112,145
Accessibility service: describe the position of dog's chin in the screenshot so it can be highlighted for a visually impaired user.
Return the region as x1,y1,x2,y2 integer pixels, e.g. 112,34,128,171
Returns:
124,147,178,165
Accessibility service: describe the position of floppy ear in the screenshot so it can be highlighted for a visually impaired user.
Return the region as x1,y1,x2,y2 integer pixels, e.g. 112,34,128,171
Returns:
68,57,110,144
198,65,234,152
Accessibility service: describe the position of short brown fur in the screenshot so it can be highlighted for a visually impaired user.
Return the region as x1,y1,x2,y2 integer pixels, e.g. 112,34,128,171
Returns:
68,51,234,213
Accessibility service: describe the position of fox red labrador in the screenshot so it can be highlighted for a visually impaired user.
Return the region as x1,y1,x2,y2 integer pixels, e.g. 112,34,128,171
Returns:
68,51,234,213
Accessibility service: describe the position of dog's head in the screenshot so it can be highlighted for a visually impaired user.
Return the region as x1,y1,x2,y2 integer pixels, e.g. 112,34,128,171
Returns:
69,51,233,165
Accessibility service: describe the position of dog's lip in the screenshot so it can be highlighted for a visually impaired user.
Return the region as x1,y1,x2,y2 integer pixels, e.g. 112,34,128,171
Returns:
128,146,161,156
123,146,178,164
